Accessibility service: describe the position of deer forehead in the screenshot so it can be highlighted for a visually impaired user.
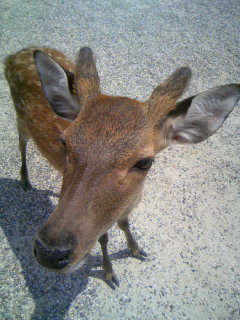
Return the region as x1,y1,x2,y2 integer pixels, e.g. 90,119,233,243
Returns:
59,96,154,168
64,96,155,160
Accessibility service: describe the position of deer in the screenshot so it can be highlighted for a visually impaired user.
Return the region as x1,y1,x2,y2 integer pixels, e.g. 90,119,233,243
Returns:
4,46,240,289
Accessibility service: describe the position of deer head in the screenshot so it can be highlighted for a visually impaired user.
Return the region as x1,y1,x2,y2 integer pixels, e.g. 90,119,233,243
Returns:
33,47,240,273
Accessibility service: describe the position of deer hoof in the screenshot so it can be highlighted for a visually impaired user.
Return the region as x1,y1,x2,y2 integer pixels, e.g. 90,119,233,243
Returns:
105,273,120,290
132,248,148,261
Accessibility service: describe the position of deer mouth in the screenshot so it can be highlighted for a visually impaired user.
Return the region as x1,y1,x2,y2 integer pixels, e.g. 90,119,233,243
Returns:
60,253,90,274
33,239,90,274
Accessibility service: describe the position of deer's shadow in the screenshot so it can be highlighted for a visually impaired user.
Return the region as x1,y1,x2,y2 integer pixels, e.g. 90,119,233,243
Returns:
0,178,130,320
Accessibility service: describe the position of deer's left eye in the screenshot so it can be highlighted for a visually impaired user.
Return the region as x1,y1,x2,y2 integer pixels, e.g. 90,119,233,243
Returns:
132,158,154,171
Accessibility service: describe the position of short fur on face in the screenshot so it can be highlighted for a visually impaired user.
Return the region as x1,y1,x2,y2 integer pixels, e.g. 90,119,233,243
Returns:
5,46,240,275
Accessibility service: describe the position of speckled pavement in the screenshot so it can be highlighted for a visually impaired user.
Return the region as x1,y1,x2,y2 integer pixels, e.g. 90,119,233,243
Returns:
0,1,239,319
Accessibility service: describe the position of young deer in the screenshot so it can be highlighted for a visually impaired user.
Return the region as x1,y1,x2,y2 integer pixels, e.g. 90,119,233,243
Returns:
5,47,240,289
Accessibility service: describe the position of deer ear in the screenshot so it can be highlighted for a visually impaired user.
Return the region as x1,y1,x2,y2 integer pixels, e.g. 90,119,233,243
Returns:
34,50,80,121
162,84,240,144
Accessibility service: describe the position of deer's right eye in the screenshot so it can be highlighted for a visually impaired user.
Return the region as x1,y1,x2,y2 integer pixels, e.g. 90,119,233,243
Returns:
132,158,154,171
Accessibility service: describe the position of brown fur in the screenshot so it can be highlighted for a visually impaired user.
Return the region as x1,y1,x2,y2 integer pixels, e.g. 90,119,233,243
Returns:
5,47,74,171
4,47,190,280
75,47,100,106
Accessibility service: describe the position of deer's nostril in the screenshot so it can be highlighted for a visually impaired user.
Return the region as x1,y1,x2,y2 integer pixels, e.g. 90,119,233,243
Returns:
34,239,73,270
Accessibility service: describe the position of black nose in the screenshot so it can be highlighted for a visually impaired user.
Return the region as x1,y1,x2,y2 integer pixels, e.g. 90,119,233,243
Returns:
33,239,73,270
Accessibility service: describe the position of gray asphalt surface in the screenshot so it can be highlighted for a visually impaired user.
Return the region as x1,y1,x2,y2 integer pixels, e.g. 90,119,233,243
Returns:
0,1,239,319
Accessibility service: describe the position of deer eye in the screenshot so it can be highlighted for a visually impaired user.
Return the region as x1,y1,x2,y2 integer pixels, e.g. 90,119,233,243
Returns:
133,158,154,171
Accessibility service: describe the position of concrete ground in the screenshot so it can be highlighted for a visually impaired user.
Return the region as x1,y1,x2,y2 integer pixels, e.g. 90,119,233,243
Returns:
0,0,239,319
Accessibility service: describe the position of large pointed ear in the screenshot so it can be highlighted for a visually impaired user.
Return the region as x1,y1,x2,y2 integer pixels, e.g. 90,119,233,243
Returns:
34,50,80,121
161,84,240,144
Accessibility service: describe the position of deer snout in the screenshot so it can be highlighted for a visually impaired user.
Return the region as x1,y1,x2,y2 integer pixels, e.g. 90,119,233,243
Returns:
33,238,73,270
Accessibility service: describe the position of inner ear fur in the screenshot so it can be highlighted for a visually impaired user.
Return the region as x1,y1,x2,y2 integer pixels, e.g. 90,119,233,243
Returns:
161,84,240,145
34,50,80,121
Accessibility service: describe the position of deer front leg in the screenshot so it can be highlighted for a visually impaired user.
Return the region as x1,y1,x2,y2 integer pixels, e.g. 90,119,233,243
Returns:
98,233,119,289
118,217,147,260
19,133,31,191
